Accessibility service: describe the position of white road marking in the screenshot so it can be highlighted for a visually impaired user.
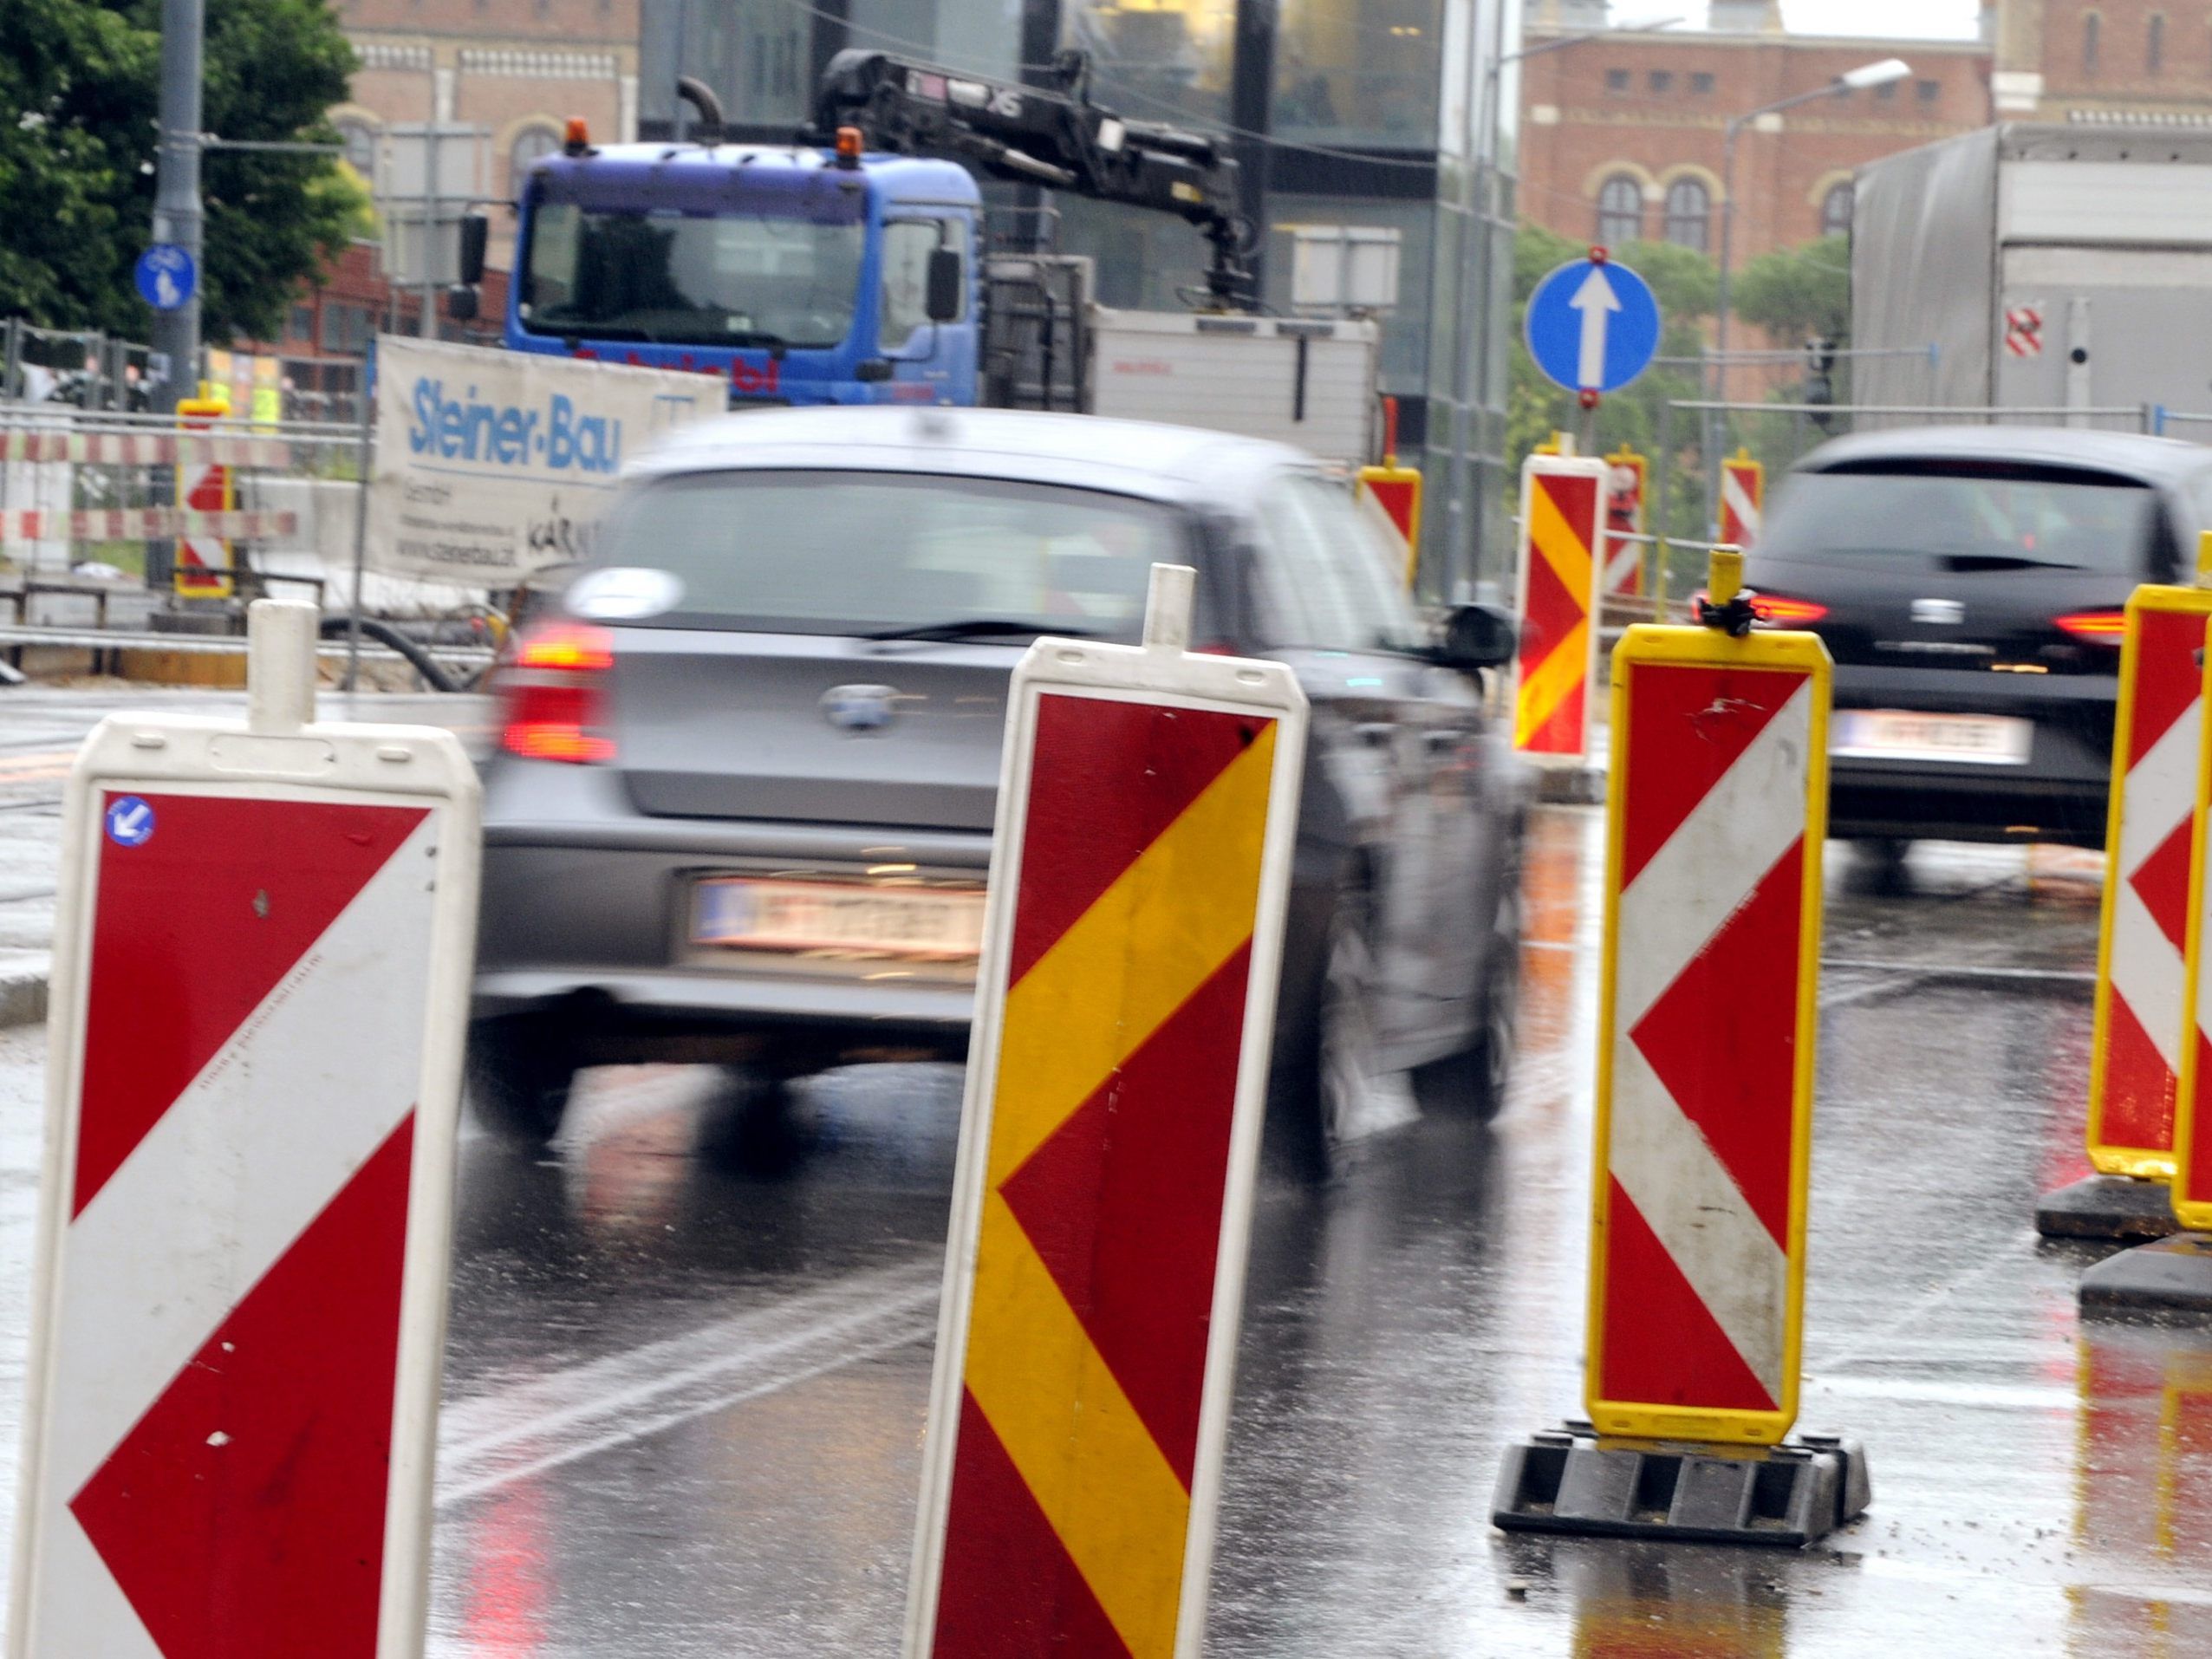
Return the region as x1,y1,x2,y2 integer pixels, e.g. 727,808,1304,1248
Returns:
435,1257,940,1510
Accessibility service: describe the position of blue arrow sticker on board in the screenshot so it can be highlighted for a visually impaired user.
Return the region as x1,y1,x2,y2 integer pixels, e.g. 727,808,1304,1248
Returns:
105,796,156,848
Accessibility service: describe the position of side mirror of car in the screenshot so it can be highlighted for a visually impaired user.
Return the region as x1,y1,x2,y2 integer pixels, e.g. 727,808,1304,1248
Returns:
1436,602,1517,673
444,283,479,323
457,211,491,287
925,248,963,323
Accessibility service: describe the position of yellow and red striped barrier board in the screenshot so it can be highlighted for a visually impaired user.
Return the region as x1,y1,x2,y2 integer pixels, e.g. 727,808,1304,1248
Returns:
905,570,1307,1658
1587,607,1831,1445
2088,586,2212,1181
1514,453,1607,761
1356,462,1422,587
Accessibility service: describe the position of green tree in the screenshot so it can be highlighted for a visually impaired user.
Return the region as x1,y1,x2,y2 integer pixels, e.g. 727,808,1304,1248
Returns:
0,0,363,346
1730,233,1850,349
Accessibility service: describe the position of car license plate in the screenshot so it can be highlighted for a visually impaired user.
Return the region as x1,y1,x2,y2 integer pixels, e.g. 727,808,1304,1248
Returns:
1831,710,2033,766
692,878,986,959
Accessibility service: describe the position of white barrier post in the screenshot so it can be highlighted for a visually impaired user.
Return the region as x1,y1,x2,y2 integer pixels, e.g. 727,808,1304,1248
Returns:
7,600,480,1658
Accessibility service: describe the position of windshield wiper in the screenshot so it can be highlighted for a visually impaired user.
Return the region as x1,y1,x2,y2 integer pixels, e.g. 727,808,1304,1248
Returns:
862,618,1101,643
724,329,790,354
1939,552,2084,572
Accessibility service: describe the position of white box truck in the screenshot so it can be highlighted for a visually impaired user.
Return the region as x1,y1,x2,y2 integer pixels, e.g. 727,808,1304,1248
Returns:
1852,124,2212,422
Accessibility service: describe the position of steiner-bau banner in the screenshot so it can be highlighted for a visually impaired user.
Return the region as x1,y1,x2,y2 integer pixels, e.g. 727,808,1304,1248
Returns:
368,337,711,582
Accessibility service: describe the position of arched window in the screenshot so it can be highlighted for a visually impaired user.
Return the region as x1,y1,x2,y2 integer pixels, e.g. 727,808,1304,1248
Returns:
510,124,561,186
2150,12,2167,71
335,118,377,178
1821,182,1853,238
1596,174,1643,248
1663,178,1710,252
2085,10,2102,73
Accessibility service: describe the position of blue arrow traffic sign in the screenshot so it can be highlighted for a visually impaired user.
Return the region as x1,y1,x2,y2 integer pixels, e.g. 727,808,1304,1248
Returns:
134,244,197,313
1524,255,1662,395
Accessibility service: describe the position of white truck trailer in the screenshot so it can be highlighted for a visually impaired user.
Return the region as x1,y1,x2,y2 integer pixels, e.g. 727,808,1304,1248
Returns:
1852,124,2212,422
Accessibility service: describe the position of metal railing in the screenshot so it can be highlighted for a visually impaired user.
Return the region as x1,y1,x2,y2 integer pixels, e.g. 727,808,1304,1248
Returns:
0,395,502,692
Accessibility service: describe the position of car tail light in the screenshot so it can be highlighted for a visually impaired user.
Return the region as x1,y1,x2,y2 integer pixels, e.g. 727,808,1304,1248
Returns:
2054,608,2127,644
498,621,615,763
1750,593,1829,626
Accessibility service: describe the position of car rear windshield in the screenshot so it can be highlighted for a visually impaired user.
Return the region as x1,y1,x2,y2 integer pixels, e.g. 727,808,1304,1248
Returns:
1762,463,2164,576
585,469,1187,639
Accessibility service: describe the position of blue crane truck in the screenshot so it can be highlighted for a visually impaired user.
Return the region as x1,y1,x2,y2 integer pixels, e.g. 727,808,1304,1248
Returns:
448,50,1275,416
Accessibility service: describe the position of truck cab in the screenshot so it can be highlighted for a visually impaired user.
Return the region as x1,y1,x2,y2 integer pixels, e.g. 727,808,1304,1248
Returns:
504,141,979,409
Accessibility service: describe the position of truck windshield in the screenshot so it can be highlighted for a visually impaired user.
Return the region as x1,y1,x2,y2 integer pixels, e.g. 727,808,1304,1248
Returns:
1762,464,2162,576
519,202,864,348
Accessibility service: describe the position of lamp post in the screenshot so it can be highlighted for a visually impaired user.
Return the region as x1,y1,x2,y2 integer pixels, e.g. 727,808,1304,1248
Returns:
1456,13,1681,594
1707,56,1909,522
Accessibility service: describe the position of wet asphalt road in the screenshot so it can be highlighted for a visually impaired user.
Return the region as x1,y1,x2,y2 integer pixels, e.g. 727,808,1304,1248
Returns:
3,691,2212,1653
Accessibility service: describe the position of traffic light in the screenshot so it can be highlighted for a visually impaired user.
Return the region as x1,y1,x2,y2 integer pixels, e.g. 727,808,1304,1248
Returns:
1805,336,1838,432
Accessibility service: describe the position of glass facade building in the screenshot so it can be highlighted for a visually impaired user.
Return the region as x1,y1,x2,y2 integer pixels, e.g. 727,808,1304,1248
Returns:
639,0,1523,597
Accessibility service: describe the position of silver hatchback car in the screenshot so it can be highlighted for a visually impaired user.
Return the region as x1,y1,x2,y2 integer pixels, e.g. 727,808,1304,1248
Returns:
469,407,1526,1176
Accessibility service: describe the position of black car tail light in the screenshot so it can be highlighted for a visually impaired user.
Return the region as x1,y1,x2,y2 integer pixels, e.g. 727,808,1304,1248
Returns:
1749,592,1830,626
498,621,616,764
2053,608,2127,645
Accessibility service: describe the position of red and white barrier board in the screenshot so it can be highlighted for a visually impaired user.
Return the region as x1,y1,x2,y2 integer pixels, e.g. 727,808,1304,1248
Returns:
2087,588,2212,1181
1586,608,1831,1445
6,604,479,1659
1603,448,1647,599
2170,606,2212,1231
1719,450,1763,550
903,566,1306,1658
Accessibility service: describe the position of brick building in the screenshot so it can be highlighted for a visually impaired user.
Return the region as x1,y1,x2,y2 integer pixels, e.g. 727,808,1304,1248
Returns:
331,0,641,271
1516,1,1991,268
250,0,640,389
1993,0,2212,120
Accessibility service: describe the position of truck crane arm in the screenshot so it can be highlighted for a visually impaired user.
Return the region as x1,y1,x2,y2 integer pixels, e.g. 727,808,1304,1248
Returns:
812,48,1257,311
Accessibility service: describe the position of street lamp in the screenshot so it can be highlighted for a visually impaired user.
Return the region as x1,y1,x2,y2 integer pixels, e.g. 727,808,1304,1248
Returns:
1708,57,1911,460
1451,13,1682,594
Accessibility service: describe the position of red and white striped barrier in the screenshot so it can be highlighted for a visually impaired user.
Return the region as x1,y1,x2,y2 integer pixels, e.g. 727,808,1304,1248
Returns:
1719,450,1763,550
1495,553,1862,1548
0,431,292,467
2087,591,2212,1181
2040,577,2212,1241
0,508,297,543
1603,449,1646,599
1588,588,1829,1444
6,602,479,1658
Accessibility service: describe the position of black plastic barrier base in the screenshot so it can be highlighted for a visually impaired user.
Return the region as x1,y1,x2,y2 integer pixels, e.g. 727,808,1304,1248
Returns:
1492,1422,1870,1549
2079,1231,2212,1318
1532,765,1605,806
2036,1174,2182,1241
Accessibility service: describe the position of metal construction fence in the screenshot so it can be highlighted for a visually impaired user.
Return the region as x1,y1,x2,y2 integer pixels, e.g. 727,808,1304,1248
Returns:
0,397,501,690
